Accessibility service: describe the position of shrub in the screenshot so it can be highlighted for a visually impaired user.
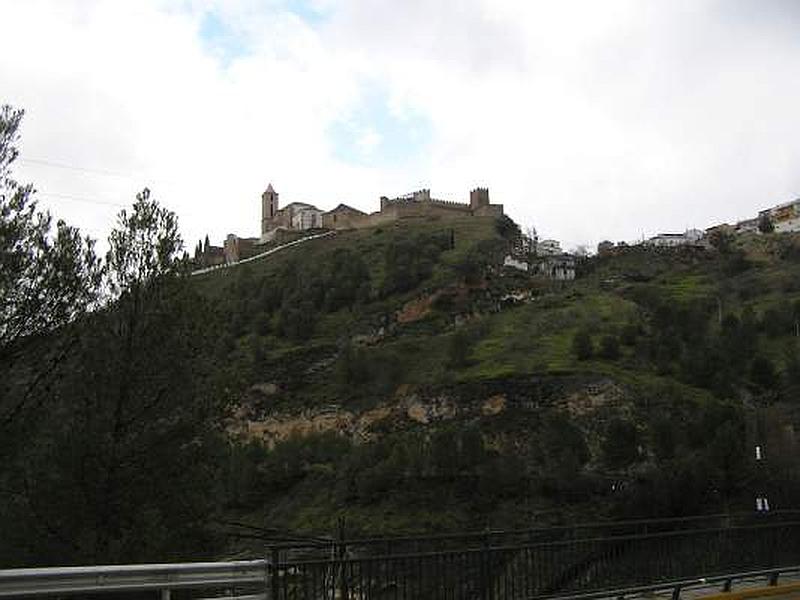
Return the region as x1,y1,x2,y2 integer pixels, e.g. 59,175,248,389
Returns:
599,334,620,360
572,329,594,360
602,418,639,469
751,355,778,390
620,323,640,346
446,328,475,368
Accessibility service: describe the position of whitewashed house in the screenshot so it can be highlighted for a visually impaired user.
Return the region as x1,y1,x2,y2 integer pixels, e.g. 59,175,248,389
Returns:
537,239,562,256
286,203,324,230
735,218,759,235
535,255,576,280
647,229,704,247
759,199,800,233
503,255,529,272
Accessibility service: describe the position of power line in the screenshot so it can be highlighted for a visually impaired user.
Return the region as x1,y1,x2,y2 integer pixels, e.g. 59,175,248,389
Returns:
19,157,138,179
37,191,125,208
18,157,176,186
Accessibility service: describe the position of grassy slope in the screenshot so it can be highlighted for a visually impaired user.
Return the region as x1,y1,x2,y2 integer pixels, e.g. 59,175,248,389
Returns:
198,222,800,539
194,221,800,405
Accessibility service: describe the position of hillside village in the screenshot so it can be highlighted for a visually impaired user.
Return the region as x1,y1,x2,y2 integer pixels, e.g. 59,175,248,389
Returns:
193,183,800,284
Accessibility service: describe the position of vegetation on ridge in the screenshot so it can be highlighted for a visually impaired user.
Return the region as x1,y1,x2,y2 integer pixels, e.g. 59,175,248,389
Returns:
3,103,800,566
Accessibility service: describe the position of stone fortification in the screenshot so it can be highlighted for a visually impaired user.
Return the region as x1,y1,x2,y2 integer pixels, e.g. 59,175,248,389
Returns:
321,186,504,231
265,184,503,234
199,184,504,268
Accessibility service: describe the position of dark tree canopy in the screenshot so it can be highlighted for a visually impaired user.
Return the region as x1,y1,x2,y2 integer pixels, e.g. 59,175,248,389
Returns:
0,105,101,361
0,105,102,434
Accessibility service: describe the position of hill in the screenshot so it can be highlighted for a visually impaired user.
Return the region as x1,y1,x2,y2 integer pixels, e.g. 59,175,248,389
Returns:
196,218,800,546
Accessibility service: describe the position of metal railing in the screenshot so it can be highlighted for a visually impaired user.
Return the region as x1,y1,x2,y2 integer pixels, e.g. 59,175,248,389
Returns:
6,512,800,599
267,520,800,599
0,559,268,598
262,509,800,558
4,561,800,600
550,566,800,600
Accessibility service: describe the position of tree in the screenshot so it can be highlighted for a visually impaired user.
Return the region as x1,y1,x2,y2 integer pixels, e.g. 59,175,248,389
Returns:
758,214,775,234
783,340,800,395
495,215,521,241
536,413,590,495
0,105,102,429
1,190,228,566
751,355,778,390
524,225,539,256
447,328,473,368
572,329,594,360
599,334,620,360
105,188,184,296
602,418,639,469
708,228,734,254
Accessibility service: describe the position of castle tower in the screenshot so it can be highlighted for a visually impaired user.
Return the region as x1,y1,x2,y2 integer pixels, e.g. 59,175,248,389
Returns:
261,183,279,235
470,187,490,210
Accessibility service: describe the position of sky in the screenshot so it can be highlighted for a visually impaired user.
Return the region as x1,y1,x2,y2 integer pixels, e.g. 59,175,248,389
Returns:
2,0,800,253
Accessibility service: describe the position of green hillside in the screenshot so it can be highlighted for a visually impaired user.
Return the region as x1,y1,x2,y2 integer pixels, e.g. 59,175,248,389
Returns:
195,219,800,545
6,179,800,565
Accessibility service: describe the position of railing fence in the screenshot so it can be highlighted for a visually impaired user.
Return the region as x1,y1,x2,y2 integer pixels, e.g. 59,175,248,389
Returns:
5,511,800,599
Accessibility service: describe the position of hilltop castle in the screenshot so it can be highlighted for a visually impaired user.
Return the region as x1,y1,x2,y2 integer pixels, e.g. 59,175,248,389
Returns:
261,184,503,239
196,184,503,267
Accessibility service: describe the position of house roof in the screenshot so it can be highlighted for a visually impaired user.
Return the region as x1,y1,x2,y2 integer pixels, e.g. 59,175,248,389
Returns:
328,203,366,215
283,202,320,211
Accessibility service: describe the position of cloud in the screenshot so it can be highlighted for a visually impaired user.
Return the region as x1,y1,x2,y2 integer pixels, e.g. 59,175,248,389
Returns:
327,81,431,167
2,0,800,253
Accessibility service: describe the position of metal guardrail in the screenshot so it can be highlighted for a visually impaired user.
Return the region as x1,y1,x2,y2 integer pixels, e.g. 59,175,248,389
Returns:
0,559,268,598
5,513,800,599
266,521,800,599
2,559,799,599
548,566,800,599
262,510,800,557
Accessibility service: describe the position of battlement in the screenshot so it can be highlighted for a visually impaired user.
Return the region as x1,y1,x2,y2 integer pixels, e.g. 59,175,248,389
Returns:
427,198,472,209
256,184,501,237
381,189,483,211
470,187,490,209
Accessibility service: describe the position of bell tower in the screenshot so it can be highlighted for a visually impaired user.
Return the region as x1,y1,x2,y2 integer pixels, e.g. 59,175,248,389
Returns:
261,183,279,235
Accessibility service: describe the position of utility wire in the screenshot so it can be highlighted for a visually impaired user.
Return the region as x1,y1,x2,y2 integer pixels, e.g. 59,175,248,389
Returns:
37,191,126,208
18,157,177,186
20,157,139,180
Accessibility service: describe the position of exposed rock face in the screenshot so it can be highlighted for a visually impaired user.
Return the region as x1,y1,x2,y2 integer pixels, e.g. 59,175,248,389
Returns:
482,394,507,416
557,380,627,418
233,375,633,450
405,395,458,424
396,294,436,324
250,382,279,397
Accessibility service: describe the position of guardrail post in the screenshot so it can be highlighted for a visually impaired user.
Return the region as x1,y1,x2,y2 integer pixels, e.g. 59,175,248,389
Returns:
270,547,280,600
723,578,732,592
769,571,779,586
338,518,348,600
481,531,490,600
160,590,171,600
671,584,682,600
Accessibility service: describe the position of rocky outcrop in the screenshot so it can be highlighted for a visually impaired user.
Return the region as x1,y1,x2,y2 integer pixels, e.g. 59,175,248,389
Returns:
233,375,633,450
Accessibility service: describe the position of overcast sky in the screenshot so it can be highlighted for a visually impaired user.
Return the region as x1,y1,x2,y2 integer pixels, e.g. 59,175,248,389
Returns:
2,0,800,252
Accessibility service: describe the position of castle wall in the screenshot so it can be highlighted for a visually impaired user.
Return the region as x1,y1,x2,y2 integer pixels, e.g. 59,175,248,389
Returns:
323,208,371,230
343,208,399,230
224,236,262,264
262,186,503,235
325,199,503,231
473,204,504,218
